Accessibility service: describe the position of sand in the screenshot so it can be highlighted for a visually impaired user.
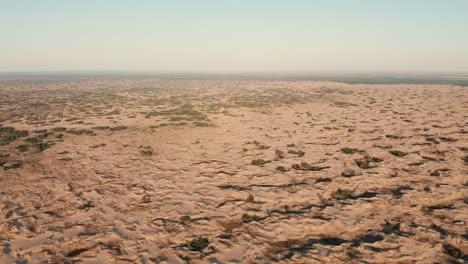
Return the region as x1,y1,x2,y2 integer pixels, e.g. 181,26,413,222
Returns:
0,79,467,263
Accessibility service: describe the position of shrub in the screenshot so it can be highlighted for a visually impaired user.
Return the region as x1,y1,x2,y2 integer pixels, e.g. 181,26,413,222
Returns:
389,150,407,157
17,144,30,152
340,147,359,154
36,142,54,152
53,127,67,132
188,237,209,251
331,188,354,200
251,159,271,166
180,215,191,223
292,162,329,171
287,149,305,157
275,166,288,172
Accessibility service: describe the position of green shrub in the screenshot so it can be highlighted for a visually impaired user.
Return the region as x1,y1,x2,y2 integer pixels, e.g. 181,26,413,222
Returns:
251,159,271,166
340,147,359,154
189,237,209,251
275,166,288,172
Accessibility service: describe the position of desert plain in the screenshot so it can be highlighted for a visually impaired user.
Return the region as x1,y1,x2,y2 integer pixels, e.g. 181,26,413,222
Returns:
0,78,466,263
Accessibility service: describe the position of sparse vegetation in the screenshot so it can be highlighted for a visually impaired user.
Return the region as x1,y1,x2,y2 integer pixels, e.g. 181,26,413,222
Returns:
331,188,354,200
92,126,110,130
389,150,408,157
10,161,24,169
188,237,209,251
340,147,359,154
287,149,305,157
78,201,95,210
109,126,127,131
16,144,30,152
0,78,466,263
275,165,289,172
316,177,332,183
66,129,95,135
180,215,191,223
251,159,271,166
442,243,465,259
0,127,29,145
242,213,265,223
36,141,54,152
354,156,383,169
292,162,330,171
193,122,214,127
53,127,67,132
439,136,458,142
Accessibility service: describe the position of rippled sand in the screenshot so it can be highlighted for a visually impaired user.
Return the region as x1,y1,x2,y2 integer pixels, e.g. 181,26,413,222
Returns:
0,79,467,263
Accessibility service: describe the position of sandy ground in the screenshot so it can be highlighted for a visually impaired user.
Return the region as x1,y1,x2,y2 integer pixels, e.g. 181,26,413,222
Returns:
0,79,467,263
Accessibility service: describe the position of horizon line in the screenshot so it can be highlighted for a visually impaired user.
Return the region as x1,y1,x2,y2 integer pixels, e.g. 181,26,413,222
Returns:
1,70,468,76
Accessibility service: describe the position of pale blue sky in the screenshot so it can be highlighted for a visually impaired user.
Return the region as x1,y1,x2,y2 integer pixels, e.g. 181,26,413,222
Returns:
1,0,467,73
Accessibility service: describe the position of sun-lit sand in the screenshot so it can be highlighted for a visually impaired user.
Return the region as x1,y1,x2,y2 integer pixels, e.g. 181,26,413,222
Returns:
0,79,467,263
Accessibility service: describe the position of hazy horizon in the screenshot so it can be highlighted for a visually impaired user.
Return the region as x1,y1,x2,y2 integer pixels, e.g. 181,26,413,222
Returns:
1,3,468,261
1,0,468,72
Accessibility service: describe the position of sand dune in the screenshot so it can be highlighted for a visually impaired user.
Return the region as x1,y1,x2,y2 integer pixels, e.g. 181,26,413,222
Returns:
0,79,467,263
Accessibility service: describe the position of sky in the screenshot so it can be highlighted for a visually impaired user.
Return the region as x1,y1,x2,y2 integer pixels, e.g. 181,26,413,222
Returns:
1,0,467,73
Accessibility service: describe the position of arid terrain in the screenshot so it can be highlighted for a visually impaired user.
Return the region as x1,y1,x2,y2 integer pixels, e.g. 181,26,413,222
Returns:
0,79,466,263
